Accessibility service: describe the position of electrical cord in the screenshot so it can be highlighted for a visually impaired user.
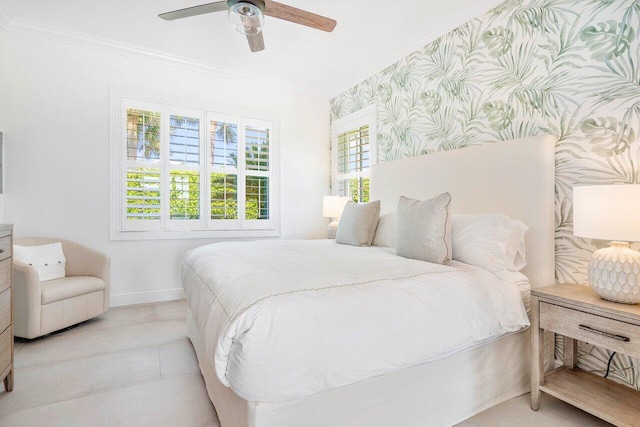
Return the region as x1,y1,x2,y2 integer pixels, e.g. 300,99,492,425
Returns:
604,351,616,378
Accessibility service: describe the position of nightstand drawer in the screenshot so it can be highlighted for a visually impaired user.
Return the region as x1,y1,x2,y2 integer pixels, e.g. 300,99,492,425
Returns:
540,302,640,359
0,258,11,294
0,288,9,332
0,236,10,262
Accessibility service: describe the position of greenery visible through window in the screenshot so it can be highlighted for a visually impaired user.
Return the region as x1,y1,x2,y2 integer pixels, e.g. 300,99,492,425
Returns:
246,176,269,219
127,109,161,161
169,171,200,220
338,177,370,203
125,168,161,220
210,173,238,220
210,121,237,167
118,99,276,236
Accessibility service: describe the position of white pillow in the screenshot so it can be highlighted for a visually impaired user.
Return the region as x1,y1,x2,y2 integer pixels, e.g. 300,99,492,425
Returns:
14,242,67,282
451,213,528,273
395,193,452,264
336,201,381,246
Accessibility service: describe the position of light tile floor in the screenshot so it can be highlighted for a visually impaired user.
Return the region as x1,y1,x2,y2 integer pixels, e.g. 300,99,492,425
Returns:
0,300,219,427
0,301,613,426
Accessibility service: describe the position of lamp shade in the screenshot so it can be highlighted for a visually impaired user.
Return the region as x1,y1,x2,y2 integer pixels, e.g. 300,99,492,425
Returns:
323,196,351,218
573,184,640,242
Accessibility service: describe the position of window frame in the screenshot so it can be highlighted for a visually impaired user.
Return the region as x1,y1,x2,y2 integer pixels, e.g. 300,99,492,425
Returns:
110,90,280,240
331,105,377,201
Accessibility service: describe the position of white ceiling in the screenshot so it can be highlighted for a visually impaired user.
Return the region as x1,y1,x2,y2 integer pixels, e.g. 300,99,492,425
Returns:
0,0,502,97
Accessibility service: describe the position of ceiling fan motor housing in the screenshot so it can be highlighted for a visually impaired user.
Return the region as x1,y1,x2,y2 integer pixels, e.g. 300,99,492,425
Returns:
227,0,266,36
227,0,265,12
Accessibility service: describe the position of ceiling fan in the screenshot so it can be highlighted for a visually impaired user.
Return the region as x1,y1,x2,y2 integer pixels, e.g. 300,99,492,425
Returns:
159,0,337,53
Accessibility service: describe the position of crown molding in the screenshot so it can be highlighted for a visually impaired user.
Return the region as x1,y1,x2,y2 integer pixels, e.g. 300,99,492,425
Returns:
0,1,500,101
327,0,501,99
0,2,12,30
3,17,329,99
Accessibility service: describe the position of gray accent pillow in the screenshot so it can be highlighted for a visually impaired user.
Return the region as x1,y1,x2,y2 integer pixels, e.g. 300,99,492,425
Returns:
395,194,452,264
335,200,381,246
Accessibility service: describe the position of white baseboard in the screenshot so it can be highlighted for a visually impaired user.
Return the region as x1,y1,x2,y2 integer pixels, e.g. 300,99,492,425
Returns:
110,288,185,307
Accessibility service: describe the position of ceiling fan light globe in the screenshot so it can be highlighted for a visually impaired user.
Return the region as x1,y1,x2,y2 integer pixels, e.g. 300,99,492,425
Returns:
228,2,264,35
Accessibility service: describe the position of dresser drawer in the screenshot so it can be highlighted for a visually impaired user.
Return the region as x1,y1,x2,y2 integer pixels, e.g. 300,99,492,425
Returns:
540,302,640,359
0,236,10,262
0,325,10,374
0,258,10,294
0,288,9,333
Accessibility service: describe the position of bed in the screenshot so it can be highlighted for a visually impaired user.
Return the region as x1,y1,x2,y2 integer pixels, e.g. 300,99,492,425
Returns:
182,134,556,426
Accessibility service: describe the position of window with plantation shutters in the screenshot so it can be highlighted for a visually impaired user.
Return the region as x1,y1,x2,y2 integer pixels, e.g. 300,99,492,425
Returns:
332,106,377,203
245,123,271,221
169,111,201,227
111,94,279,239
124,106,162,229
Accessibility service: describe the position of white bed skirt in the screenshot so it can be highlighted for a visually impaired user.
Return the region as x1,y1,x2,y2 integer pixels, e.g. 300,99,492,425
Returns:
188,309,534,427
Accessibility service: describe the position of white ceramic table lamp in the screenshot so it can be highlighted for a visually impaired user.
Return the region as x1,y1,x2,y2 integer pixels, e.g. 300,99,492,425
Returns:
573,184,640,304
323,196,351,239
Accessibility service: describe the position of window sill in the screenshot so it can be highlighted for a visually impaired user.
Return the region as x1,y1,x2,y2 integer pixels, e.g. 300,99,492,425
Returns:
110,228,281,241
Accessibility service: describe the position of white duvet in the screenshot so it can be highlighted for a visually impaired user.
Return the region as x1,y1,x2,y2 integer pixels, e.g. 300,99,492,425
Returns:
182,239,529,403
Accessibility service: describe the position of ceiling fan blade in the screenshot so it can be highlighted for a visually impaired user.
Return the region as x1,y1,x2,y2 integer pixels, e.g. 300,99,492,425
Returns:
246,32,265,52
264,0,336,32
159,1,228,21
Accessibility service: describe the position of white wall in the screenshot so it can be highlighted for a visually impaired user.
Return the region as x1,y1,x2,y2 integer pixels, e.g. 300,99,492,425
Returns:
0,31,330,305
0,26,5,222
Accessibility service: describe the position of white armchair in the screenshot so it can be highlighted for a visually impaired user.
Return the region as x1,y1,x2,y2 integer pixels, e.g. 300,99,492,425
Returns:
13,238,110,339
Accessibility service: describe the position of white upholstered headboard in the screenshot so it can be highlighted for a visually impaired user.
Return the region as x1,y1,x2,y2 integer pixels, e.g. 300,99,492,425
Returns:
371,135,556,289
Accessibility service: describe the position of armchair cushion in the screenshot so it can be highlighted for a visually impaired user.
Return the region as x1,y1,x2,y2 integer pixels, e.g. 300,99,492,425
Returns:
41,276,105,305
14,242,66,282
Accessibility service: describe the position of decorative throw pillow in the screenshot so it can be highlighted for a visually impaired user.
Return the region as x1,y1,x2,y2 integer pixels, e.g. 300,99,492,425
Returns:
335,200,381,246
395,193,452,264
451,213,528,273
14,242,66,282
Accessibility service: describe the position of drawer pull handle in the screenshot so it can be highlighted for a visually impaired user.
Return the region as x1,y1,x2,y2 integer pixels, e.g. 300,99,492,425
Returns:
579,324,630,342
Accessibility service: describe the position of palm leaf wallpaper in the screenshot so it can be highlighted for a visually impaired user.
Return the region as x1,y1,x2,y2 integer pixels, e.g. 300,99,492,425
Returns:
330,0,640,389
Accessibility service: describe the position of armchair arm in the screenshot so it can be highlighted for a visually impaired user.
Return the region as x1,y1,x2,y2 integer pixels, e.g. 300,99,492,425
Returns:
63,241,111,312
63,243,110,281
13,259,43,339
